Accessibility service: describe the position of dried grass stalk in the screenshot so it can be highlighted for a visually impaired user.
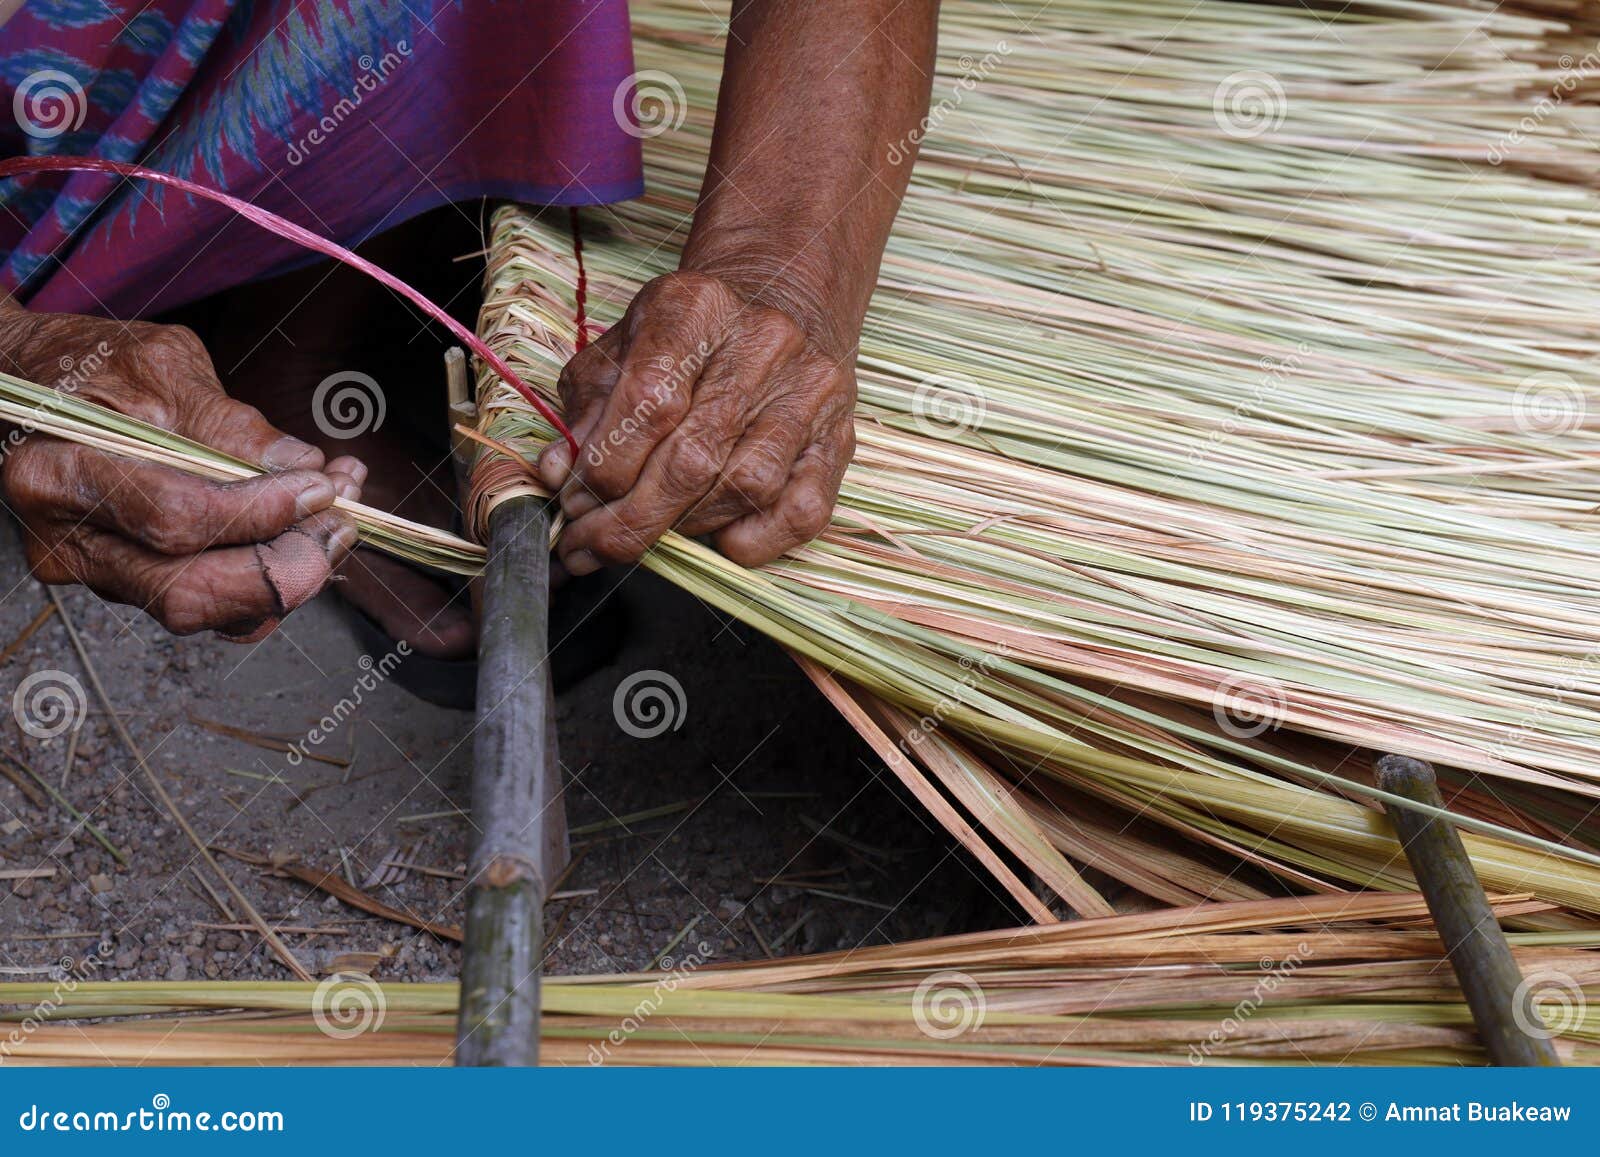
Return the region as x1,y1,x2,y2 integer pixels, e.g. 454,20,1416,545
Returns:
4,895,1594,1066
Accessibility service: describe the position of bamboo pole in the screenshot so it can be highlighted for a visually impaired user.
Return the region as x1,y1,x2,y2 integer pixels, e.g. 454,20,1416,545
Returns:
455,495,561,1065
1376,754,1561,1067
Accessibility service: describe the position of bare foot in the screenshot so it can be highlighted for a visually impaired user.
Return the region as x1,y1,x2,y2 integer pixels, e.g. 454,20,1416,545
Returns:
202,220,480,660
326,436,475,660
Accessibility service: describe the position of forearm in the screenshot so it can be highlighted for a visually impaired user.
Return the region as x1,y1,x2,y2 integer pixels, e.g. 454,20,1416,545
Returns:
680,0,939,356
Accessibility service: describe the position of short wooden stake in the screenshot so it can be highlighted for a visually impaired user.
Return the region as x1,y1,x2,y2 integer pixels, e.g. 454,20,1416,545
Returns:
1376,754,1561,1067
455,495,563,1065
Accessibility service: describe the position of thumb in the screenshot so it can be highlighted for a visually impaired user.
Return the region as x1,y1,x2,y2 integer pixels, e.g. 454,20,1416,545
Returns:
185,392,326,472
118,322,326,471
541,338,622,487
537,437,576,490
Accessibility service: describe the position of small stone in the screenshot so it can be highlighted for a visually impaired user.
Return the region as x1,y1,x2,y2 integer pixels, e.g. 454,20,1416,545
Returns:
164,955,189,982
114,948,138,970
214,933,242,952
322,894,342,911
87,873,112,895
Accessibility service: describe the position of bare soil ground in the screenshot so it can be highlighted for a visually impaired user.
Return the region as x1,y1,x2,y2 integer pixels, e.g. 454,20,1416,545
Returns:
0,517,1021,986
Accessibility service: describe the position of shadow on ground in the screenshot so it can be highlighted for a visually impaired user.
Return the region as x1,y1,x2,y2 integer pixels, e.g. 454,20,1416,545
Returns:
0,519,1023,984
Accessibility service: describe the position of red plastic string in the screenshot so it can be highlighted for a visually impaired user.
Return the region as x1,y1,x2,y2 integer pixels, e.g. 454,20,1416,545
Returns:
0,155,579,456
568,206,589,353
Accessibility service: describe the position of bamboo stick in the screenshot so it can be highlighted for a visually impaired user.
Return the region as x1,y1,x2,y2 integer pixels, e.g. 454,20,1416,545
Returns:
456,495,561,1066
1376,754,1560,1067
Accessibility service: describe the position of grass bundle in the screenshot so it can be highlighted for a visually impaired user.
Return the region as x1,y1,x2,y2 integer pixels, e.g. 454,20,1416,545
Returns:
0,370,485,575
473,0,1600,920
5,894,1597,1065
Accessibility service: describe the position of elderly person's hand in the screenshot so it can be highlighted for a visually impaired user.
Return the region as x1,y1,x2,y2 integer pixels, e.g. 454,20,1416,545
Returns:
538,270,855,573
0,305,364,639
536,0,938,577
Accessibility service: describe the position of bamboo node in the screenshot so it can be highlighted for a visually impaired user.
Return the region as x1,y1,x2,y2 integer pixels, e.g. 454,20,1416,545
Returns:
481,853,541,890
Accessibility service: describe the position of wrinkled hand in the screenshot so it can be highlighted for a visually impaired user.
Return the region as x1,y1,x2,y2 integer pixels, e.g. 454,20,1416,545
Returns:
0,311,364,639
537,271,855,575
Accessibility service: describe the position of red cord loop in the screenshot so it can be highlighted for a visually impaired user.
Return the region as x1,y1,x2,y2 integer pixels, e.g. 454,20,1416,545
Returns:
0,156,580,456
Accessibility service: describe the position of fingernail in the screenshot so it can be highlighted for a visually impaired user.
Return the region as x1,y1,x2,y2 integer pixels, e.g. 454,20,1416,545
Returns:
327,522,360,559
346,460,369,486
335,479,360,502
293,477,335,519
565,550,598,575
538,443,571,488
263,435,319,470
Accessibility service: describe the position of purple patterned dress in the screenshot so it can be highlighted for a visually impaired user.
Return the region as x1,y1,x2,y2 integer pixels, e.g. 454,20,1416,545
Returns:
0,0,644,318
